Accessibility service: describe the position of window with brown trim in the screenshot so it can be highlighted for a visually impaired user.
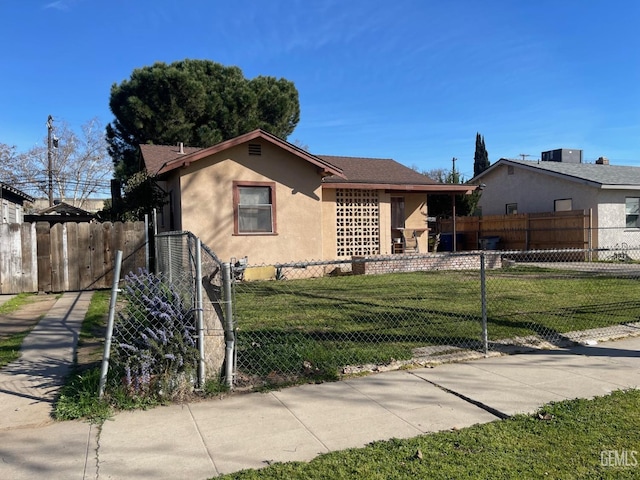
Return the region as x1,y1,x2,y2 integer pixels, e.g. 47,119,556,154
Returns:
233,181,277,234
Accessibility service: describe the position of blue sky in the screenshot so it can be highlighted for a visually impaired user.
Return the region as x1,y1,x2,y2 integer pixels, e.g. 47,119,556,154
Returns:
1,0,639,179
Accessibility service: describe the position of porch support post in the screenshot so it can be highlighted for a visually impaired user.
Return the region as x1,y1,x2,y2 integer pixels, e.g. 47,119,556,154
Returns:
452,193,457,252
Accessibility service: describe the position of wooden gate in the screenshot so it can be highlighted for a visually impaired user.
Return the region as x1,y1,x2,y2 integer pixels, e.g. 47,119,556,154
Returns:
0,221,147,293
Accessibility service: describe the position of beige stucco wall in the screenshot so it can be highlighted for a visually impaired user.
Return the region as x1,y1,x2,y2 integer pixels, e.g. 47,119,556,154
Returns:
172,141,325,265
321,188,336,260
159,140,436,264
320,189,428,258
379,191,391,255
404,193,429,252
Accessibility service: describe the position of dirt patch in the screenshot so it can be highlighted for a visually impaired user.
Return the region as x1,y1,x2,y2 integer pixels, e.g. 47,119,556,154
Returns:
0,295,59,339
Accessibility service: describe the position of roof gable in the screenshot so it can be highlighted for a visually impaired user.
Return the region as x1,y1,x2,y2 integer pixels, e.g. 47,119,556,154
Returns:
140,129,344,178
0,182,34,203
474,159,640,188
37,202,93,216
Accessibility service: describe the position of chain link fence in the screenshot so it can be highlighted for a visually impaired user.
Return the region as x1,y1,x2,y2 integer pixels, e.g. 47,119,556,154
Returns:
102,231,640,395
233,246,640,390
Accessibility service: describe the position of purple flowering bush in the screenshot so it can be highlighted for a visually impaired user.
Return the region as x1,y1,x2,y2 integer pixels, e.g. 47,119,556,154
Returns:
112,269,199,399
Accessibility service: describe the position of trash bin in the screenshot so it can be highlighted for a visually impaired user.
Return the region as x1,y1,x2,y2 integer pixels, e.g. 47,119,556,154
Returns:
440,233,464,251
479,236,500,250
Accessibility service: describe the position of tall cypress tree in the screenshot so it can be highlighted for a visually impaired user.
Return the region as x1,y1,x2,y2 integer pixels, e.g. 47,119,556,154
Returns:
474,133,490,177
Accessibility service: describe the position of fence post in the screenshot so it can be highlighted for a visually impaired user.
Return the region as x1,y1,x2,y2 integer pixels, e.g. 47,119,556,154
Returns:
99,250,123,398
144,214,149,272
222,262,235,388
480,252,488,357
195,238,205,387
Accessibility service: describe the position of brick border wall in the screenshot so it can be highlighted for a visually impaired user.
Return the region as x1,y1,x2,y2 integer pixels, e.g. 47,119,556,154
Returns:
352,251,502,275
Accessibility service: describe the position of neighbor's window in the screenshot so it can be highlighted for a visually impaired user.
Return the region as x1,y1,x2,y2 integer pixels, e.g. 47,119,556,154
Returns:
625,197,640,228
554,198,572,212
506,203,518,215
233,182,276,234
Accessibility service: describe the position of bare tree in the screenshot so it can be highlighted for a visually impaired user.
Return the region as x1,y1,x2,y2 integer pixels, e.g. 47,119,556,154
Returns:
2,118,113,209
0,143,20,183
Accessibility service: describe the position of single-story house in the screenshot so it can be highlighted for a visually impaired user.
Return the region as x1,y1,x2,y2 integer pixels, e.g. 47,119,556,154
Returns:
140,129,475,265
472,155,640,249
0,182,34,224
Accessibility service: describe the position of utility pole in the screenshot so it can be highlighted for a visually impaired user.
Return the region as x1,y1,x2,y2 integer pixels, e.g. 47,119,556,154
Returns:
519,154,530,161
452,157,457,174
47,115,54,207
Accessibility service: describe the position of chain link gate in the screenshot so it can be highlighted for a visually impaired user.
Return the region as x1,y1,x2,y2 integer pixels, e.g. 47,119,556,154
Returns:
155,231,236,387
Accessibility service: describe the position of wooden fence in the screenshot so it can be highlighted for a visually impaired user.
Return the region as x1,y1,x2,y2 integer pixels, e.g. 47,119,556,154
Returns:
0,221,147,294
439,210,593,251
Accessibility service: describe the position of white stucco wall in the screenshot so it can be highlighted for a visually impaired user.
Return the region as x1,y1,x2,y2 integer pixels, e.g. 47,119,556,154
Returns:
478,163,599,215
596,190,640,250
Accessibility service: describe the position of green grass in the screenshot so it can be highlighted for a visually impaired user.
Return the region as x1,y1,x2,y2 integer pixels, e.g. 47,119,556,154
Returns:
74,289,111,369
234,267,640,381
55,290,114,421
80,289,110,343
218,389,640,479
54,367,112,422
0,330,32,368
0,293,40,315
54,289,191,420
0,293,51,367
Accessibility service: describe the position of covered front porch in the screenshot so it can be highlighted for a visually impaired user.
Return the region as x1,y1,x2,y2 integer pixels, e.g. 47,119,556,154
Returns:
385,184,477,254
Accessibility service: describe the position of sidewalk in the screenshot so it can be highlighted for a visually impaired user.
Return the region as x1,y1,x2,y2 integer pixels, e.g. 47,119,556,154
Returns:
1,293,639,479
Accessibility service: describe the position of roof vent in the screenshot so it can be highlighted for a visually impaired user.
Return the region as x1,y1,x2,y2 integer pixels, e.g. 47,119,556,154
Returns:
596,156,609,165
178,142,184,154
248,143,262,156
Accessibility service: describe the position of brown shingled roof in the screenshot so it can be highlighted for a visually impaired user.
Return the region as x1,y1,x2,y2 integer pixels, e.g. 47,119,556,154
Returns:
138,136,476,194
319,155,438,185
139,144,203,175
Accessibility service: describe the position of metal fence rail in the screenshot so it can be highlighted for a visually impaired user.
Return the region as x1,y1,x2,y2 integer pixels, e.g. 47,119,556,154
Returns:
232,246,640,390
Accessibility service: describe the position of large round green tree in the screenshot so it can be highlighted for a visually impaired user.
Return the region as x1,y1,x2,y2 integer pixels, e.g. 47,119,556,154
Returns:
106,59,300,182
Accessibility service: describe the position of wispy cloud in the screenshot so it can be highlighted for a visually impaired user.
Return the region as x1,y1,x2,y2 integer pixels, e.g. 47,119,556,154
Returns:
43,0,80,11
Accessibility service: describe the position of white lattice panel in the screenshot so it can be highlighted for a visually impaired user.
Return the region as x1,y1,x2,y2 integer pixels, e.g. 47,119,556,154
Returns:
336,189,380,257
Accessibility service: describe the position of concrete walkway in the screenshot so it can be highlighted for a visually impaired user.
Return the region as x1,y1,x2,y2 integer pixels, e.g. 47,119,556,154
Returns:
0,291,94,430
1,293,639,479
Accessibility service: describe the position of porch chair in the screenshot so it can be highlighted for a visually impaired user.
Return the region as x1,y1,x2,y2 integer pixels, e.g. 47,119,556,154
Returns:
403,229,419,253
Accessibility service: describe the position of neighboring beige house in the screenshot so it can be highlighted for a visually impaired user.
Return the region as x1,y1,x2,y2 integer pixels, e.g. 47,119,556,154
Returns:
472,155,640,249
140,129,475,265
0,182,34,224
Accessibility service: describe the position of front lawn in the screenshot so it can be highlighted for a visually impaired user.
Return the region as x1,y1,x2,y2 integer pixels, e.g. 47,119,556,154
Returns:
234,267,640,382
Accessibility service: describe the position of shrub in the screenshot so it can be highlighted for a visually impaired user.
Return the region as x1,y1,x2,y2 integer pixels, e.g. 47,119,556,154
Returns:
111,269,199,400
